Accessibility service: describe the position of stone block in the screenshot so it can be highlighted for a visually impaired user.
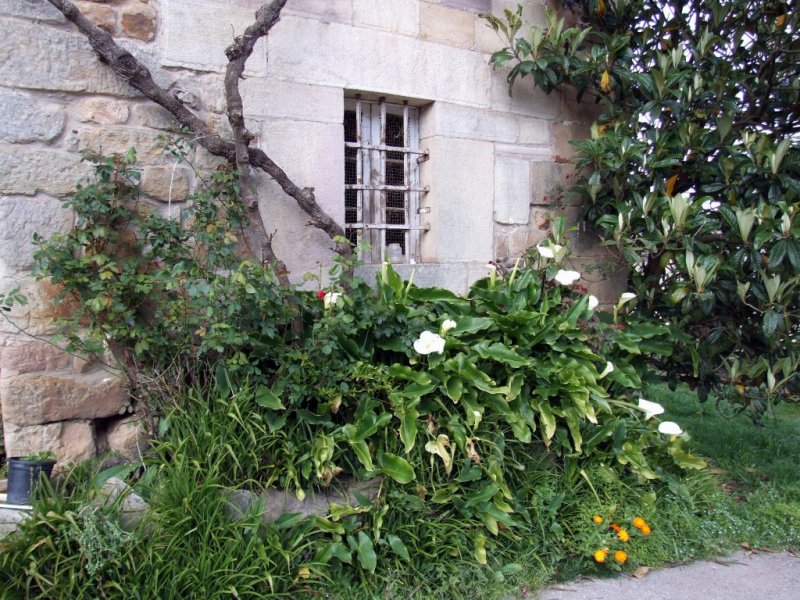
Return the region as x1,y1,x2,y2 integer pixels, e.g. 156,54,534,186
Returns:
420,102,517,143
0,0,66,22
74,1,116,34
0,147,92,197
494,154,530,225
160,0,267,74
75,127,165,162
120,2,155,41
419,136,494,262
101,415,147,461
257,120,344,280
134,105,179,130
240,78,342,123
0,340,74,379
141,166,191,202
474,17,505,54
444,0,491,11
0,18,139,96
97,477,149,530
552,121,590,163
0,507,26,541
353,0,418,35
285,0,353,24
266,16,491,108
490,69,562,119
494,223,540,259
3,420,95,463
0,370,129,427
74,97,130,125
517,115,550,145
420,3,474,48
530,162,579,207
0,90,65,144
0,195,74,273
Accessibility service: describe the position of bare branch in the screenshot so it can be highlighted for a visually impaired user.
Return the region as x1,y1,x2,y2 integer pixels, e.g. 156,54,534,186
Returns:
46,0,350,260
224,0,290,281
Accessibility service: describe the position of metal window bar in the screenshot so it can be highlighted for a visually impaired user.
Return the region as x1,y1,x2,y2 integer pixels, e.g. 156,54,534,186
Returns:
344,97,425,264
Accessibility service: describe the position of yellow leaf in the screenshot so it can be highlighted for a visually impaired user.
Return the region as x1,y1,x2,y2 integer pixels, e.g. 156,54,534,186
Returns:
665,174,679,197
99,271,114,281
775,14,787,28
596,0,606,17
600,70,612,93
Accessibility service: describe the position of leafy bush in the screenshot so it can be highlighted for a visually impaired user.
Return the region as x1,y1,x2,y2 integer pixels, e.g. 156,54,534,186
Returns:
483,2,800,415
8,150,721,596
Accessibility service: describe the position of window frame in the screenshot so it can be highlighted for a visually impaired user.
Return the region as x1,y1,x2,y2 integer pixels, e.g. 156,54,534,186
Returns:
344,96,428,264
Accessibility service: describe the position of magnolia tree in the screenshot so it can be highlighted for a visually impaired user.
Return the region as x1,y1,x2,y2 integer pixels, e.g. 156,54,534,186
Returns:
485,0,800,415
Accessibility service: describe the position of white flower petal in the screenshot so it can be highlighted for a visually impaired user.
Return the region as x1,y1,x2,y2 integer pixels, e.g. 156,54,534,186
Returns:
598,361,614,379
413,330,446,355
441,319,457,334
638,398,665,420
588,295,599,310
323,291,342,309
554,269,581,286
658,421,683,435
537,245,555,259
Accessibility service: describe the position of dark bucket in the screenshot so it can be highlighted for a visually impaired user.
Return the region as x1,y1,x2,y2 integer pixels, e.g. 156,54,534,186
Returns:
6,458,56,505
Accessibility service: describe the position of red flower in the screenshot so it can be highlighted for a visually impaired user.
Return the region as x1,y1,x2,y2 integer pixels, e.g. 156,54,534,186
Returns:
317,290,326,299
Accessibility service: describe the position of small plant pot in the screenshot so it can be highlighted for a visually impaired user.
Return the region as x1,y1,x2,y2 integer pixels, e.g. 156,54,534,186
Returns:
6,457,56,505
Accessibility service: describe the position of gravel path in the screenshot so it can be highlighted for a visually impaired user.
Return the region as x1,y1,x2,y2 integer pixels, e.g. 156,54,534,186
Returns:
536,551,799,600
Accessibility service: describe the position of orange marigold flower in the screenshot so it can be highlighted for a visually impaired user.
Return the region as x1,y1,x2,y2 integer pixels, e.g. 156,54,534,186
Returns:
614,550,628,563
593,549,607,563
609,523,621,532
633,517,647,530
641,524,652,535
618,528,630,542
593,515,604,524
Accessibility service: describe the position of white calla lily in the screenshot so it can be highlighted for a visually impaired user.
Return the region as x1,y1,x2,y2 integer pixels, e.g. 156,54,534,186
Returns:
441,319,457,334
554,269,581,286
598,361,614,379
658,421,683,436
413,330,446,355
588,295,599,310
617,292,637,309
537,244,555,258
637,398,665,420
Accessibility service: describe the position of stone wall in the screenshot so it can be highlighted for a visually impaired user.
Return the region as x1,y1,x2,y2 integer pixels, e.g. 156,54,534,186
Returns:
0,0,621,463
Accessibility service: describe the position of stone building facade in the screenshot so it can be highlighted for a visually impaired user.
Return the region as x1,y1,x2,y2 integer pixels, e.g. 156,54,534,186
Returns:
0,0,623,463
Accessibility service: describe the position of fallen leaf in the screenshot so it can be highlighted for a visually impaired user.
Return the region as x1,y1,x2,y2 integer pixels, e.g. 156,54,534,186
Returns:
632,566,651,579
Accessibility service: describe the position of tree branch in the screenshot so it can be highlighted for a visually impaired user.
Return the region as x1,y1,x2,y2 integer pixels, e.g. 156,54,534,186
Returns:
223,0,290,282
46,0,350,261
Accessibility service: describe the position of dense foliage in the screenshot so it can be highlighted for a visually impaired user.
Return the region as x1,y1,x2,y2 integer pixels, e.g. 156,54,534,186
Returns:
484,0,800,415
0,153,721,596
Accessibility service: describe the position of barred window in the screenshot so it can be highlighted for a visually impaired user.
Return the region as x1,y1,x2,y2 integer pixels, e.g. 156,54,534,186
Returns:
344,97,428,263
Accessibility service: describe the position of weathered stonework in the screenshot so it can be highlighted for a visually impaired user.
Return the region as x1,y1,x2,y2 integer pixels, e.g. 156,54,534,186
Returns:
4,420,96,463
0,89,65,144
141,166,192,202
0,0,619,464
0,370,129,427
75,97,131,124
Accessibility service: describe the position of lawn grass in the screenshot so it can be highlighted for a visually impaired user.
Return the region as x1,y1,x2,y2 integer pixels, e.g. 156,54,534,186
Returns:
2,385,797,599
646,384,800,553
